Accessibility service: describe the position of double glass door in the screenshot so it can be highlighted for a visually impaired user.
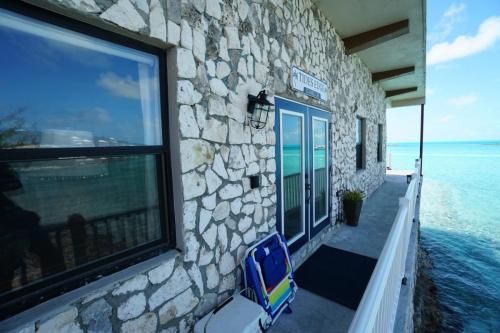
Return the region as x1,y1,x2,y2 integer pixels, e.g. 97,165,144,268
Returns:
275,97,330,252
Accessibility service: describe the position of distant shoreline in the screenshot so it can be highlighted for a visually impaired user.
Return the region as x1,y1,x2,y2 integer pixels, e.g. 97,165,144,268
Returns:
388,140,500,145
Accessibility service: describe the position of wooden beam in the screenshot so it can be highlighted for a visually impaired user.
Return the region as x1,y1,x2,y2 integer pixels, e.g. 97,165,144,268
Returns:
385,87,417,98
372,66,415,82
343,19,410,54
390,97,425,108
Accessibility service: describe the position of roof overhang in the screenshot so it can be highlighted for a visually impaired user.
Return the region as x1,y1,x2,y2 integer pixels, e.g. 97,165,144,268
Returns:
313,0,426,108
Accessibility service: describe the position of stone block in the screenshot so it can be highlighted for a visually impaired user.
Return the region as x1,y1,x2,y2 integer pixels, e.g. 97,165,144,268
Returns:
112,275,148,296
38,308,81,333
81,299,112,333
182,170,207,200
158,289,199,324
148,259,176,284
121,313,157,333
180,139,214,173
149,267,192,310
118,293,146,321
100,0,146,32
177,48,197,78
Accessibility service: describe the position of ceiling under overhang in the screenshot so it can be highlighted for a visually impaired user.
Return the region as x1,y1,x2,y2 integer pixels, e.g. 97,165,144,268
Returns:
313,0,427,108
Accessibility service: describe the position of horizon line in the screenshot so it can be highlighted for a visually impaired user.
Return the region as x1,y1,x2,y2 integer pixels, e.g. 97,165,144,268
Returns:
388,139,500,144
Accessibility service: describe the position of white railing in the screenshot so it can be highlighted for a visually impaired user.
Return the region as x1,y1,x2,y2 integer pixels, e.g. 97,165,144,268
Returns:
348,159,421,333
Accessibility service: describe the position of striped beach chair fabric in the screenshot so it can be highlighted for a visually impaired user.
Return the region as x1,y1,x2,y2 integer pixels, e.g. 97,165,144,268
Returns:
242,232,298,329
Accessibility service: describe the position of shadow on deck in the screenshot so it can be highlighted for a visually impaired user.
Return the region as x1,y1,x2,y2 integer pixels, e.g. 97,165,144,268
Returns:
271,172,410,333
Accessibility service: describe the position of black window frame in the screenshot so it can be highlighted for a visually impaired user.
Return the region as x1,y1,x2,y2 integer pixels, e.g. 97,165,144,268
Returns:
0,1,176,319
356,116,365,170
377,124,383,162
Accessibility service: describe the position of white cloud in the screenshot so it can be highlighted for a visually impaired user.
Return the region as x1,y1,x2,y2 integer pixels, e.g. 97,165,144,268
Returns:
428,3,466,43
284,128,300,140
97,72,140,99
439,114,454,123
427,16,500,65
426,87,436,96
448,94,478,107
79,107,112,124
444,3,466,18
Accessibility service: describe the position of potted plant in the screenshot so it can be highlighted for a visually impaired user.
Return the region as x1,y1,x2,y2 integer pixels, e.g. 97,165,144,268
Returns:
343,189,365,226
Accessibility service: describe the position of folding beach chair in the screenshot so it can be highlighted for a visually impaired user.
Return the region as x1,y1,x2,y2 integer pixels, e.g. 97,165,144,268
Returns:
242,231,298,330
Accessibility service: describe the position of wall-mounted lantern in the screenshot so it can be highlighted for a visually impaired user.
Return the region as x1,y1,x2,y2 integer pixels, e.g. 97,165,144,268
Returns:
247,90,273,129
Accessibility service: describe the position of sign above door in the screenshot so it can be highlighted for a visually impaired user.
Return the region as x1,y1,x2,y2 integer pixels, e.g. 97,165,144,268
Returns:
290,66,328,102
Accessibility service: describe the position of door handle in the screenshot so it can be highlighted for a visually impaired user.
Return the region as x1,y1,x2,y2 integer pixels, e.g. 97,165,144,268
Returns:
305,183,311,202
305,174,311,202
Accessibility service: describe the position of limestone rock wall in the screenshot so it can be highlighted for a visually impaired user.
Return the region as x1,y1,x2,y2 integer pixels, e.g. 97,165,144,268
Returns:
4,0,386,332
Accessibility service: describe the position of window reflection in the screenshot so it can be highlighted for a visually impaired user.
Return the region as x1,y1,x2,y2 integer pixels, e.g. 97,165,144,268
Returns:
0,9,162,148
377,124,383,162
313,119,327,222
282,114,304,240
356,117,364,170
0,156,161,294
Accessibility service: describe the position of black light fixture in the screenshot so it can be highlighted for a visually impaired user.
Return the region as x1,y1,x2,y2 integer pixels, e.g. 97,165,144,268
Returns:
249,175,260,189
247,90,273,129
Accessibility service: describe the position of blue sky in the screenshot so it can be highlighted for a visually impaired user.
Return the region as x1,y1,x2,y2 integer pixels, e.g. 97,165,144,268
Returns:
0,8,161,146
282,115,302,146
387,0,500,142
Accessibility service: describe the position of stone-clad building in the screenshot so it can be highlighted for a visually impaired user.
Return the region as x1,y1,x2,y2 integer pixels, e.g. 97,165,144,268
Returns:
0,0,425,332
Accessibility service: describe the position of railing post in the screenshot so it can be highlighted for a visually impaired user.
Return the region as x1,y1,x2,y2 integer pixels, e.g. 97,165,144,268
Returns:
415,159,421,184
399,197,411,259
399,197,409,218
419,104,424,176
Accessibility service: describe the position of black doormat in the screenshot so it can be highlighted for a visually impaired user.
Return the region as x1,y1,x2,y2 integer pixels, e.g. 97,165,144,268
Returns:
294,245,377,310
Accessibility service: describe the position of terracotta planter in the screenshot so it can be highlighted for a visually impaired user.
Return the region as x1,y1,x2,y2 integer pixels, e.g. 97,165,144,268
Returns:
343,199,363,226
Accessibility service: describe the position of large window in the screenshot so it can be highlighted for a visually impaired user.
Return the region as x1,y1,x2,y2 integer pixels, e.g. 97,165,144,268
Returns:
0,3,172,317
356,117,365,170
377,124,383,162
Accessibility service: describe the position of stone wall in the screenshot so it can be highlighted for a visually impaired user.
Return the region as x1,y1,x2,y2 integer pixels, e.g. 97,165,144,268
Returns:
2,0,386,332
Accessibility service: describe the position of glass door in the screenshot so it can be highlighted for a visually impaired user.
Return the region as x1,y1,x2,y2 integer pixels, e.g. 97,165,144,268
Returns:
310,108,330,236
276,98,330,252
279,109,306,248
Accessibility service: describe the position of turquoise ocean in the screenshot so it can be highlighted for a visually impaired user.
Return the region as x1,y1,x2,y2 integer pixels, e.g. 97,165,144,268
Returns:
282,146,326,176
388,141,500,332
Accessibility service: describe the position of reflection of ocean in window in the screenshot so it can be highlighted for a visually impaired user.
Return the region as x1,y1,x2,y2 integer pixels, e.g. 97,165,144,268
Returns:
0,7,167,304
7,156,159,226
313,119,327,221
0,8,162,148
281,113,303,240
2,156,161,293
40,129,95,148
